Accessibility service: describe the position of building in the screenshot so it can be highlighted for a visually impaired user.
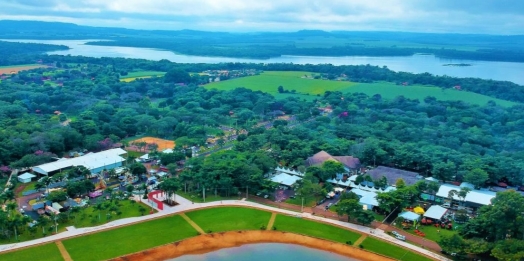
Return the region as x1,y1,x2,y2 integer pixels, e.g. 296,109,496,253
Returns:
436,183,496,208
305,151,360,172
268,167,304,187
33,148,127,176
18,172,36,183
367,166,421,186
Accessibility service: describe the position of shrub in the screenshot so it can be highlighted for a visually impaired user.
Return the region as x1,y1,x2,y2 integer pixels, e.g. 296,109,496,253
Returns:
272,226,277,230
260,225,266,230
359,244,364,249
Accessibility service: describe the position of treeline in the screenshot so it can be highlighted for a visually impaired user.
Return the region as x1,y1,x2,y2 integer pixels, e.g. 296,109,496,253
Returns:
0,41,68,66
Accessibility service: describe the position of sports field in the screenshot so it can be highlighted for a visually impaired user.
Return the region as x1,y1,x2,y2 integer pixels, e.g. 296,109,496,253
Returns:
119,71,166,82
129,136,175,151
0,64,47,75
205,71,517,107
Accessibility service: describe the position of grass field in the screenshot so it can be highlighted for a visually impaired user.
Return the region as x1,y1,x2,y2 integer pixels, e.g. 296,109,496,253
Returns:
186,207,272,232
0,64,47,75
361,237,434,261
394,223,460,242
205,71,517,107
0,243,62,261
63,215,196,261
119,71,166,82
273,214,361,244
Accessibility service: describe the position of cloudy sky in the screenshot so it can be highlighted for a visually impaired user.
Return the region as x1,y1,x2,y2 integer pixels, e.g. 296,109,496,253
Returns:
1,0,524,34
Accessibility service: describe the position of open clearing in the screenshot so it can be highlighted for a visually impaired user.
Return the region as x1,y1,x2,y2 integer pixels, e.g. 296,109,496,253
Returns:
129,136,175,151
186,207,272,232
0,64,47,75
205,71,517,107
119,71,166,82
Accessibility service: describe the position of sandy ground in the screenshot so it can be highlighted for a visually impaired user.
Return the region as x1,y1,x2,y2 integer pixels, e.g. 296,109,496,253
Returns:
110,231,395,261
128,137,175,152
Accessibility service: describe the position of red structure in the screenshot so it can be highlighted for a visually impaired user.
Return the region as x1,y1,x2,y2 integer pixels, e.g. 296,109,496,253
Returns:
148,190,164,210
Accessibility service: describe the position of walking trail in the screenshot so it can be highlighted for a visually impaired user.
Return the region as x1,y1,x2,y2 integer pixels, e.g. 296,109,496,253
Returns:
267,212,277,230
353,235,367,246
55,241,72,261
180,213,206,234
0,194,451,261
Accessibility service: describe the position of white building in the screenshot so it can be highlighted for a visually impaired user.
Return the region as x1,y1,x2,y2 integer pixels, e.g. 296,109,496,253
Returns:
436,183,496,208
18,172,36,183
33,148,127,176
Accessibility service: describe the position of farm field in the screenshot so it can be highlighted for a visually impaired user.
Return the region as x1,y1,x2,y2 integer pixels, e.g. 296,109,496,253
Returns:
119,71,166,82
206,71,518,107
0,64,47,75
128,136,175,151
62,215,196,261
0,243,62,261
186,207,272,232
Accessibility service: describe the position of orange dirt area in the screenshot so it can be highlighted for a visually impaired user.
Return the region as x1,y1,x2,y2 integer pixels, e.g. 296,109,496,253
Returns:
129,137,175,151
110,231,395,261
0,65,47,75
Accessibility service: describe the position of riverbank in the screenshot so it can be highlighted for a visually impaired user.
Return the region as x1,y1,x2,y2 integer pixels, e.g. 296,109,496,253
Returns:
110,230,395,261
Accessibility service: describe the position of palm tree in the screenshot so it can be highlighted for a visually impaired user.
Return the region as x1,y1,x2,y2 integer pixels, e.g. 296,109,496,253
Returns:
94,203,104,221
448,189,458,207
158,177,181,205
458,187,471,204
37,215,49,236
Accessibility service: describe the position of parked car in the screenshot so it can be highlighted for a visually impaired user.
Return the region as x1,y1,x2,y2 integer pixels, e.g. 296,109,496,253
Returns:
395,235,406,241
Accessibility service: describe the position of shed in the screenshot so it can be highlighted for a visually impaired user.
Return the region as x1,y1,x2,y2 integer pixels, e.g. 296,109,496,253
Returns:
270,173,302,187
18,172,36,183
424,205,448,221
398,211,421,222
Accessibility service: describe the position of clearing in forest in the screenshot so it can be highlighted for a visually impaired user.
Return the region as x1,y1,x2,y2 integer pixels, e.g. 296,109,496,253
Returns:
0,64,47,75
119,71,166,82
129,136,175,151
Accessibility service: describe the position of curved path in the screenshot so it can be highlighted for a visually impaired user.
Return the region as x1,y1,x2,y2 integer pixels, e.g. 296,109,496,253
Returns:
0,194,451,261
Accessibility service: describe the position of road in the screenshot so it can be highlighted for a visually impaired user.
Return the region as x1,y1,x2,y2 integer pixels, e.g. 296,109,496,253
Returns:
0,193,451,261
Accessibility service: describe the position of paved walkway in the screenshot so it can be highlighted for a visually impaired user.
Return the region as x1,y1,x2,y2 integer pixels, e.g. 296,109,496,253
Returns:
267,212,277,230
353,235,367,246
0,194,451,261
55,241,72,261
180,213,206,234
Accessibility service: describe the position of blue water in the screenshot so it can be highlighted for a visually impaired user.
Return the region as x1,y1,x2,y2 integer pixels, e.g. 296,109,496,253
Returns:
169,243,357,261
3,39,524,85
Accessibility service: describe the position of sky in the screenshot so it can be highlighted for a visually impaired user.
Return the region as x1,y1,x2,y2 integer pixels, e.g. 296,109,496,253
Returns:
1,0,524,34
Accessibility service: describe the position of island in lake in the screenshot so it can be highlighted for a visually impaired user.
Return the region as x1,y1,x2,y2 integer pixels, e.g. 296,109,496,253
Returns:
443,63,472,67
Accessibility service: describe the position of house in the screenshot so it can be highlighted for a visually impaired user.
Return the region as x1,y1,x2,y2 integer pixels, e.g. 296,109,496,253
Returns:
305,151,361,173
366,166,421,186
33,148,127,176
18,172,36,183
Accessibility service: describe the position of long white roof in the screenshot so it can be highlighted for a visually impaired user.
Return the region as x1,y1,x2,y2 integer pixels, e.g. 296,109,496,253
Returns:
33,148,126,175
436,183,496,206
270,173,302,186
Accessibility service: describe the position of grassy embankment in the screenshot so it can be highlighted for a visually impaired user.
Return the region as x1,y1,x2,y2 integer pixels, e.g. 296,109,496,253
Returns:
205,71,518,107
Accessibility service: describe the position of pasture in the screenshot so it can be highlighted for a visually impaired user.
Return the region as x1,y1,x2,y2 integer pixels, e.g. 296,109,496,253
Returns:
129,136,175,151
206,71,517,107
0,64,47,75
119,71,166,82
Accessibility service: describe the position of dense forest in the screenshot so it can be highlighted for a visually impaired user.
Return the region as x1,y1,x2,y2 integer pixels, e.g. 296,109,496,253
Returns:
0,41,67,66
0,50,523,190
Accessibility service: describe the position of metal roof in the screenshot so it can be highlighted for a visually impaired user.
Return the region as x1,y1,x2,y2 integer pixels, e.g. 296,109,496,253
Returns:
33,148,126,175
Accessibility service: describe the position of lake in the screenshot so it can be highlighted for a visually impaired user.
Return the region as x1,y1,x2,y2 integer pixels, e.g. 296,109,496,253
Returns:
168,243,358,261
3,39,524,85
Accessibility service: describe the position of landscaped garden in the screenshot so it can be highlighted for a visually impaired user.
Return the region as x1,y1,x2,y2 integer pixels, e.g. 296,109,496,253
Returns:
393,221,461,242
186,207,272,232
273,214,361,244
361,237,434,261
0,243,62,261
62,215,196,261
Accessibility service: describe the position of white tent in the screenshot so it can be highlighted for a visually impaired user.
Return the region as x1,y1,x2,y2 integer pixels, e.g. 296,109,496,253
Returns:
425,177,439,182
398,211,421,222
424,205,448,220
270,173,302,186
18,172,36,183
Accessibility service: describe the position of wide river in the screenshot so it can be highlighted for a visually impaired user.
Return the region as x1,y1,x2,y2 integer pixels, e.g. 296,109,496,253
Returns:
4,39,524,85
168,243,358,261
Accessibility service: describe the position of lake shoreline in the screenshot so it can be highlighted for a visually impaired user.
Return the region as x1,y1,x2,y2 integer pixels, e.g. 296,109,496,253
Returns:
109,230,396,261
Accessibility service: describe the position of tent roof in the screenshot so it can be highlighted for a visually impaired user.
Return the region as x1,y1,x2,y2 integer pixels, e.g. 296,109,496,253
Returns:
399,211,421,221
424,205,448,220
162,148,174,153
351,188,379,207
33,148,126,175
414,206,425,214
270,173,302,186
18,172,36,179
425,177,439,182
139,153,149,160
436,184,496,205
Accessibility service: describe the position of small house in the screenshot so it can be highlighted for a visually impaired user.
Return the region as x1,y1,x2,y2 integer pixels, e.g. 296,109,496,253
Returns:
18,172,36,183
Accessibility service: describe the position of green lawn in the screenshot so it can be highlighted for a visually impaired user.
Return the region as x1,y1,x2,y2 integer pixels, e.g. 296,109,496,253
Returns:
205,71,354,97
120,71,166,82
361,237,434,261
205,71,517,107
186,207,272,232
394,223,461,242
177,191,238,203
0,243,62,261
273,214,361,244
63,215,196,261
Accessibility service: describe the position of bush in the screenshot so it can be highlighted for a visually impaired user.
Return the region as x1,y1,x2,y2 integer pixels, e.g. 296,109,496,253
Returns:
359,244,364,249
207,229,213,233
260,225,266,230
346,241,352,245
272,226,277,230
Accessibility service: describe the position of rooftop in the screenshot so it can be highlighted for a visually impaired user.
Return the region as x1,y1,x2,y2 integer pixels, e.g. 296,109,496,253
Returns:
305,150,360,169
367,166,420,186
33,148,126,175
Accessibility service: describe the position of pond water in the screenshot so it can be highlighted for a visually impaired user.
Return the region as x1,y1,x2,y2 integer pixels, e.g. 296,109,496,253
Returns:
3,39,524,85
168,243,359,261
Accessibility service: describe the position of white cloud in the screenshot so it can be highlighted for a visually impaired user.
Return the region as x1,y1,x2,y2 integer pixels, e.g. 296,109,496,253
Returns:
0,0,523,33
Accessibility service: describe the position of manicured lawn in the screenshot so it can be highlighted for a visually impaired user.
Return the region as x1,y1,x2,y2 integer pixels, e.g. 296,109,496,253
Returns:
63,215,196,261
273,214,361,244
285,197,317,207
186,207,272,232
394,223,461,242
362,237,434,261
177,191,238,203
0,243,62,261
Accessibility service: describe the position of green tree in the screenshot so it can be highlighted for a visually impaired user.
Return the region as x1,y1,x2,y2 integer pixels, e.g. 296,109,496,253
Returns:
439,234,467,255
431,161,456,182
491,239,524,261
395,178,406,188
158,177,181,205
464,168,489,189
322,160,345,180
164,69,191,83
46,190,68,203
129,163,147,176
